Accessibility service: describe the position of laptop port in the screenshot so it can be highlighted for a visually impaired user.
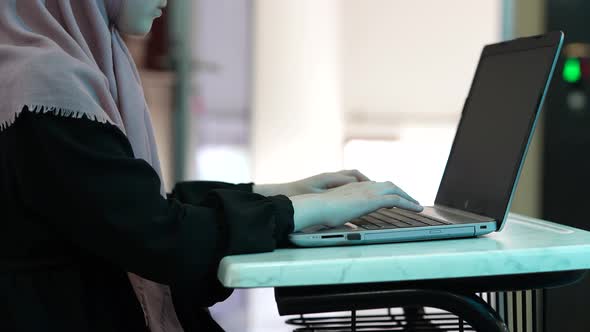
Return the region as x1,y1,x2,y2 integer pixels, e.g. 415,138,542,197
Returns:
346,233,361,240
321,234,344,239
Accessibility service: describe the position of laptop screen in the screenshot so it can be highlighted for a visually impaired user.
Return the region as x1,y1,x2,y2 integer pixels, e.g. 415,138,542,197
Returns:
435,43,558,223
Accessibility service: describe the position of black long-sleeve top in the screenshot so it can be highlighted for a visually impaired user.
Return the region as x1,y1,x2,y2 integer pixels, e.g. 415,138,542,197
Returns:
0,109,294,332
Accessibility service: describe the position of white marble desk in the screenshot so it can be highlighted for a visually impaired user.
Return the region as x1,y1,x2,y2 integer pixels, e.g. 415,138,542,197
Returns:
218,213,590,288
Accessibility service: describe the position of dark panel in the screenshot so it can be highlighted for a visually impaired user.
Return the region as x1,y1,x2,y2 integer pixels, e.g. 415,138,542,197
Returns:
544,0,590,331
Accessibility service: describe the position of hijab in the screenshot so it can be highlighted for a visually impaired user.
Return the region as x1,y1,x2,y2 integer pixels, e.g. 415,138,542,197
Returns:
0,1,182,331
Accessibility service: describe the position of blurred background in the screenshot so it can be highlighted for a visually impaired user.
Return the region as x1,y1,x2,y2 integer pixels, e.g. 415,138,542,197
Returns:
125,0,590,331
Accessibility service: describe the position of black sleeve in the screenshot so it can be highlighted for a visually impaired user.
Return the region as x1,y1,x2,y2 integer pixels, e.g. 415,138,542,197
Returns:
170,181,254,204
169,181,294,250
10,111,294,307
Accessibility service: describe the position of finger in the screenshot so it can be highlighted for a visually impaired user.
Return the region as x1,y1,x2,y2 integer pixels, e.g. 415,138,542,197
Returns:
339,169,371,182
377,182,420,204
381,195,423,212
322,175,358,189
392,185,420,205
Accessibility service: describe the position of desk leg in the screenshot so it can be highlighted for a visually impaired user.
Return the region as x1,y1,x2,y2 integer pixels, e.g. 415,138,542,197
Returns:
446,292,510,332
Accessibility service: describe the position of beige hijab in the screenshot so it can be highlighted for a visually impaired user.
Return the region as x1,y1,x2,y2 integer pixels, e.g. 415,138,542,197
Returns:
0,1,182,331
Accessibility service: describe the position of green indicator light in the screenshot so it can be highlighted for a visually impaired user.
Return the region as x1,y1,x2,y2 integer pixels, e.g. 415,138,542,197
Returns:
563,58,582,83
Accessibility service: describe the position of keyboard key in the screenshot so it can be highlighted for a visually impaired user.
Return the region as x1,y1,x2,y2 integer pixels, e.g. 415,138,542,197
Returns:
415,217,445,226
361,215,390,228
380,209,445,226
351,219,381,230
359,222,380,230
369,212,409,228
392,209,451,225
406,213,447,225
386,212,442,226
377,210,427,227
394,217,426,227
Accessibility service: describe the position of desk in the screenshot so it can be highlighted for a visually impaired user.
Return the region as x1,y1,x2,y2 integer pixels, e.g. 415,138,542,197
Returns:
218,214,590,331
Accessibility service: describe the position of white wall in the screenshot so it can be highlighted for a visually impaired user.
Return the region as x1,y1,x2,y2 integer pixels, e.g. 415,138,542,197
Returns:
191,0,252,183
253,1,502,185
341,0,502,133
194,0,251,114
339,0,502,204
508,0,546,218
252,0,344,183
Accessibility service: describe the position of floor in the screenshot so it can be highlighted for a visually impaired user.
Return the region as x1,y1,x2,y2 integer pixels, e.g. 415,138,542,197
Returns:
210,289,295,332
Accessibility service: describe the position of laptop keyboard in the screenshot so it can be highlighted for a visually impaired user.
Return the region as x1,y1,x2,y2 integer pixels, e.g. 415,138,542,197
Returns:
350,209,451,230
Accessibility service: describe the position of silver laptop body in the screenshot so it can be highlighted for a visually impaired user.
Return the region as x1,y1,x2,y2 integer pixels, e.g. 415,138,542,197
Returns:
290,31,564,247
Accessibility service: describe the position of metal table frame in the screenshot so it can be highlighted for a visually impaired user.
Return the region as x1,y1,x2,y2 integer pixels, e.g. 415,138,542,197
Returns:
275,271,587,331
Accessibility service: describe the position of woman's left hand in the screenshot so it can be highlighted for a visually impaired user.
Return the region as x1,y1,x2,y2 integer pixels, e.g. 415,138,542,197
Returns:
253,170,371,197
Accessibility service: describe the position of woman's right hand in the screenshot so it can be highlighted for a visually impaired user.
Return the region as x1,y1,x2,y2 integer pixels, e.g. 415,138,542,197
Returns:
290,181,423,232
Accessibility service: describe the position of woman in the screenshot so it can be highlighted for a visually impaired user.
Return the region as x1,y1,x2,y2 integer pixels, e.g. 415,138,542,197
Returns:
0,1,422,331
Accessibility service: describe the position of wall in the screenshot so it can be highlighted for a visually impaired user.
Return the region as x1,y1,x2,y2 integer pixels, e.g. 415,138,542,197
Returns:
507,0,546,218
339,0,502,204
252,0,344,184
341,0,501,124
192,0,253,183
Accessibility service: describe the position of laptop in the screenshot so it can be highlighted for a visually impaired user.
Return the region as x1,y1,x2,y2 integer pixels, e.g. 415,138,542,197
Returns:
290,31,564,247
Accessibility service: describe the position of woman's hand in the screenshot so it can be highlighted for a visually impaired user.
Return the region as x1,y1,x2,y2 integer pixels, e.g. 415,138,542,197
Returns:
287,169,371,195
253,169,371,197
290,181,423,232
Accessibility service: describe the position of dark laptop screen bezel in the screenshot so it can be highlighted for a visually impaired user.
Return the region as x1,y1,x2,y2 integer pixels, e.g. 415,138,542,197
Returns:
434,31,564,230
